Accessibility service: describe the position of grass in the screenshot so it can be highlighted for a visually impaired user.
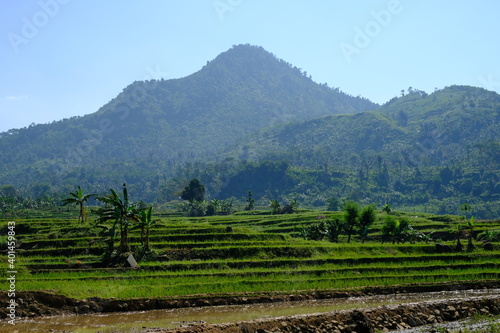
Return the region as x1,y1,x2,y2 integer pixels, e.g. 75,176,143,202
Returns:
16,272,498,299
1,208,499,301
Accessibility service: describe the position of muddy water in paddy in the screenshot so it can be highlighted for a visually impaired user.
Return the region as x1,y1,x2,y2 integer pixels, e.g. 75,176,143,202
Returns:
4,289,500,333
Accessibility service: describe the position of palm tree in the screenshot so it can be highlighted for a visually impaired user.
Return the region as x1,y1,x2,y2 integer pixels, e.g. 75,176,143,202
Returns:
451,224,464,252
206,199,220,216
289,199,299,212
96,183,140,253
343,201,359,243
461,216,476,251
358,204,376,243
62,186,96,223
269,200,281,214
477,230,500,243
245,191,255,211
460,203,472,220
382,203,392,215
132,206,160,251
325,218,344,243
381,217,411,244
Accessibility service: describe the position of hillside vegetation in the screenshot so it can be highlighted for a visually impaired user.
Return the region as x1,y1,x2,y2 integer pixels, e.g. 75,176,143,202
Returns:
204,86,499,218
0,44,374,201
0,45,498,218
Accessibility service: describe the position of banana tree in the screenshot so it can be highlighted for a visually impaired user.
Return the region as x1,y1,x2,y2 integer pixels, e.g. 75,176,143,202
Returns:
358,205,376,243
343,201,360,243
477,230,500,243
451,224,464,252
461,216,476,251
381,216,411,244
61,186,96,223
460,203,472,220
132,206,160,251
269,200,281,214
96,183,139,253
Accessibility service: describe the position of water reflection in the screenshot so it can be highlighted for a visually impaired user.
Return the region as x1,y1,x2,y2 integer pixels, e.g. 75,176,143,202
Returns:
2,289,499,333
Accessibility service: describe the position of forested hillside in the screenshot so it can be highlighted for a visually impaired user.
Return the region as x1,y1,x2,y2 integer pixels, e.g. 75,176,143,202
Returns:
0,44,375,200
0,46,498,219
162,86,500,218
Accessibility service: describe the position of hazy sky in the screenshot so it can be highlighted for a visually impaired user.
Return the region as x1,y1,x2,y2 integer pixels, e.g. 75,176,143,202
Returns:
1,0,499,132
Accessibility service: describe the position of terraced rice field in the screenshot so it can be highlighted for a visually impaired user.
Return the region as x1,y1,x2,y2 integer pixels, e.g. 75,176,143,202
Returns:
1,209,499,300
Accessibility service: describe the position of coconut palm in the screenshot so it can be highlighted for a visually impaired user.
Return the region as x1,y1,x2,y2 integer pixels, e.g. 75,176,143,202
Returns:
61,186,96,223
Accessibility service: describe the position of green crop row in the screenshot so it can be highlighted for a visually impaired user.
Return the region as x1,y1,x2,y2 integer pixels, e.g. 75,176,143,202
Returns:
20,262,499,283
12,272,497,299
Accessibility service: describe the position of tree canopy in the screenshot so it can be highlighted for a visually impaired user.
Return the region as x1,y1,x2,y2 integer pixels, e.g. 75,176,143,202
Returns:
181,178,205,202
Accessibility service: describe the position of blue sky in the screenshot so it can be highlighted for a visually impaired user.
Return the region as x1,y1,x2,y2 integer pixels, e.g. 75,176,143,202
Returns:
1,0,499,132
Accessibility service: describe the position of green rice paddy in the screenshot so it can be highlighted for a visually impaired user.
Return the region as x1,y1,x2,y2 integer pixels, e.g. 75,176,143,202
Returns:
1,209,499,300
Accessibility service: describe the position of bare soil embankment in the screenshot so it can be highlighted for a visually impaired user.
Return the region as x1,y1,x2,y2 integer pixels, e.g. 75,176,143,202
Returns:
154,295,500,333
1,281,499,319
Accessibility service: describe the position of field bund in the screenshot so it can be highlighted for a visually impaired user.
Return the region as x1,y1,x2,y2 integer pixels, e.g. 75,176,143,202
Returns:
160,295,500,333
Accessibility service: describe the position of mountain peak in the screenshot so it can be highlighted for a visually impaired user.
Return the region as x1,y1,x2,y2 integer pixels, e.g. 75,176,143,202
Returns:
198,44,301,82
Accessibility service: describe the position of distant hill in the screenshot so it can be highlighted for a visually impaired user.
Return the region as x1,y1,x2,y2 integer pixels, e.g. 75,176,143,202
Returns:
0,44,376,199
204,86,499,218
223,85,500,168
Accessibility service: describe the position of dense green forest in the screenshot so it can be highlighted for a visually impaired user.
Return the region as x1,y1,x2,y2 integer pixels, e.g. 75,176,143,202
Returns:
0,45,499,219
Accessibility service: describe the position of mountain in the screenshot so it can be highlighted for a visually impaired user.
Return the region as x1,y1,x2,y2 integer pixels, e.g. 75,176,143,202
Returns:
1,44,499,218
210,85,499,218
223,85,500,167
0,44,376,199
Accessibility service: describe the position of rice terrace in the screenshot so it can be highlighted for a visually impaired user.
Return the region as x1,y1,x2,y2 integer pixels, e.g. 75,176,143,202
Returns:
1,187,500,332
2,3,500,331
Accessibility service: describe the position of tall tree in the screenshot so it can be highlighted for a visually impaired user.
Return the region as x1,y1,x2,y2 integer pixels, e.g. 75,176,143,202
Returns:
181,178,205,202
61,186,96,223
343,201,359,243
358,204,376,243
245,190,255,211
326,197,340,211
